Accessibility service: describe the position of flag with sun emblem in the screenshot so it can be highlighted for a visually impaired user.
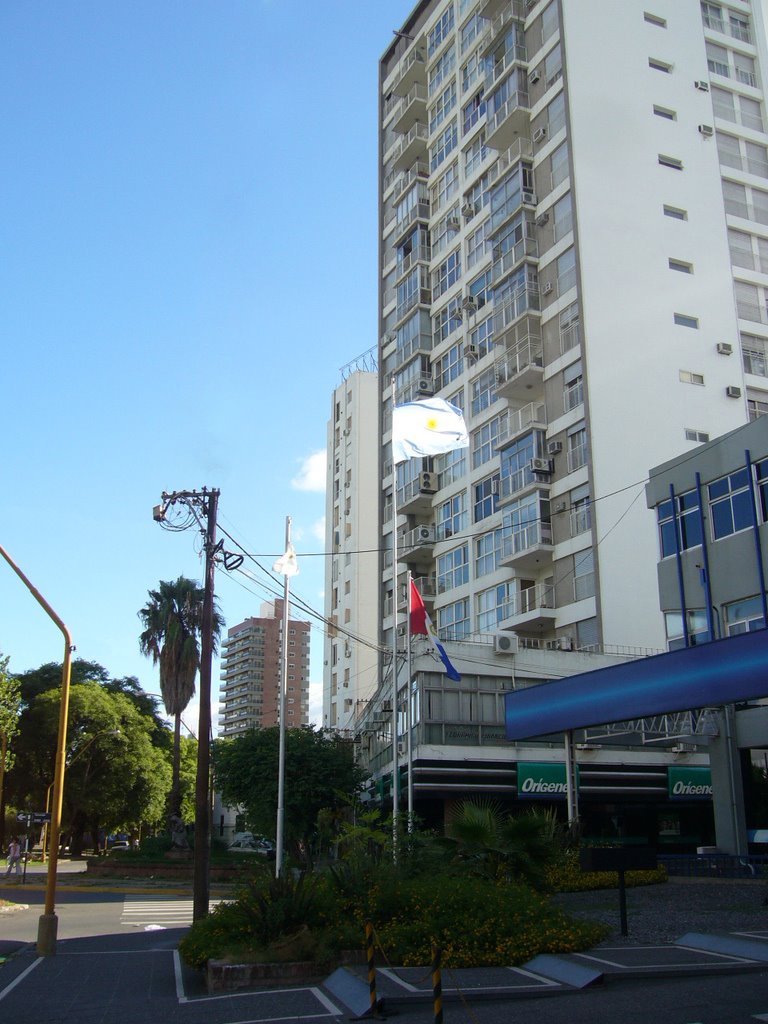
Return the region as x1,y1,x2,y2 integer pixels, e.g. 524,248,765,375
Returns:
391,397,469,464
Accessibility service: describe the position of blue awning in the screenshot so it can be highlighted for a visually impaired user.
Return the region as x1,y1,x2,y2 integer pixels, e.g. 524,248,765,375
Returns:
505,628,768,740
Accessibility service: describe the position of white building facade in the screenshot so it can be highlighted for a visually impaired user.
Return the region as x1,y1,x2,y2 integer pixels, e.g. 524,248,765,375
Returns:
378,0,768,658
323,363,382,734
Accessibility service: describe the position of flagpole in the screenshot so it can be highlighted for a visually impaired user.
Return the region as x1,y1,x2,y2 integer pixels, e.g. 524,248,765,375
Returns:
406,569,414,830
275,515,291,878
391,377,400,851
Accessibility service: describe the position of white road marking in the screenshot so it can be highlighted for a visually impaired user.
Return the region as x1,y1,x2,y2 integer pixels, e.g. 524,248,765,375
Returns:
0,957,43,1003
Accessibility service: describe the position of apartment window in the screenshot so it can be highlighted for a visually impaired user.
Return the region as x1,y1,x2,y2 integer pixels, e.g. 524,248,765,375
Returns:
541,1,558,43
658,154,683,170
729,229,754,270
701,2,724,33
477,584,511,633
433,296,463,344
437,491,467,540
465,171,490,212
748,394,768,420
657,489,703,557
746,141,768,178
706,42,729,77
685,428,710,443
563,359,583,411
644,11,667,27
460,13,483,54
756,458,768,517
430,82,457,134
735,280,766,324
725,596,765,636
462,50,482,93
464,131,488,177
729,13,751,44
437,597,470,640
472,412,506,468
544,43,562,88
679,369,705,385
466,219,490,269
735,53,757,89
551,140,569,189
428,7,455,58
570,484,591,536
557,247,577,294
663,204,687,220
437,544,469,593
471,366,497,416
653,105,676,120
708,468,752,539
567,424,588,472
433,248,462,298
432,205,461,256
648,57,672,73
435,445,467,489
553,191,572,241
462,89,485,134
429,47,456,96
433,340,463,388
475,528,503,576
742,333,768,376
473,475,499,523
674,313,699,328
547,91,566,136
431,162,460,212
573,550,595,601
431,120,458,172
669,258,692,274
469,314,494,357
560,300,580,354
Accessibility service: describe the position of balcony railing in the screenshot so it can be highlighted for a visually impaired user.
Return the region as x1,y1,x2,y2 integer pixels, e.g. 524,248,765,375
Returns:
493,283,541,337
396,286,432,323
567,440,588,473
500,521,552,560
485,43,528,89
490,234,538,286
570,505,592,536
498,582,554,621
392,161,430,201
488,136,533,186
497,401,547,446
494,335,543,386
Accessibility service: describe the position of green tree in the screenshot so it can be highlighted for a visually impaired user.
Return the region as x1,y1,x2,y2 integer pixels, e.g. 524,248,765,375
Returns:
138,576,223,820
0,654,22,848
213,726,369,862
12,680,171,854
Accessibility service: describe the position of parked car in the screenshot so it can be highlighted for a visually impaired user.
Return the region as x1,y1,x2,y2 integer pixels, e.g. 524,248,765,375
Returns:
227,837,275,859
109,841,131,852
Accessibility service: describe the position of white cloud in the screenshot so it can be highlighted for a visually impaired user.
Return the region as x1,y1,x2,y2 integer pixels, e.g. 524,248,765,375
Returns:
311,516,326,542
291,450,326,492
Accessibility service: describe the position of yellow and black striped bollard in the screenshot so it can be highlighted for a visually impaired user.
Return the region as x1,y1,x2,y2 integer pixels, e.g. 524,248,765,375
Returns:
431,944,443,1024
365,921,378,1016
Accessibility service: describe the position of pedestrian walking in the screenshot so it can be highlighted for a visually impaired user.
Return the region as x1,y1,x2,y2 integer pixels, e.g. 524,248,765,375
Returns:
4,836,22,877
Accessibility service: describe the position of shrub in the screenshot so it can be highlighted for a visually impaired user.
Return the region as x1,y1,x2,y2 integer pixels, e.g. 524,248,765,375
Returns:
545,850,668,892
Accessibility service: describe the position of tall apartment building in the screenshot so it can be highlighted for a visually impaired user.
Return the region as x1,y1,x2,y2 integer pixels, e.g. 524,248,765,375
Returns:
379,0,768,657
323,361,382,734
218,601,310,738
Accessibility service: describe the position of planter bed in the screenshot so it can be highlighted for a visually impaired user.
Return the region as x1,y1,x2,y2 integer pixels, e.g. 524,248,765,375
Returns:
85,858,249,881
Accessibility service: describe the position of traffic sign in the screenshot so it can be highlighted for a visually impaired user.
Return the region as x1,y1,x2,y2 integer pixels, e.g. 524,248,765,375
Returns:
16,811,50,824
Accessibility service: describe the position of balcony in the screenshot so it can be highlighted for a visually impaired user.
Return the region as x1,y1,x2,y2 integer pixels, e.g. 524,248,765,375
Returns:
395,285,431,324
493,284,541,340
389,47,427,97
398,475,437,515
392,83,428,135
486,89,530,151
498,583,556,631
397,373,434,404
494,335,543,402
498,459,551,506
395,245,432,283
392,161,429,202
478,0,524,24
412,574,437,604
497,401,547,448
484,43,528,87
499,521,553,571
490,232,538,288
392,200,430,245
399,524,437,567
390,122,429,171
488,136,533,186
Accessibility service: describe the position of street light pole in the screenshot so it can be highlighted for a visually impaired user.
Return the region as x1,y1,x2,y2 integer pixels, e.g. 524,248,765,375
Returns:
0,542,73,957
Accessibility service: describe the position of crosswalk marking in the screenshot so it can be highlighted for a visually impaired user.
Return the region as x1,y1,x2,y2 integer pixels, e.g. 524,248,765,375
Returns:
120,895,222,929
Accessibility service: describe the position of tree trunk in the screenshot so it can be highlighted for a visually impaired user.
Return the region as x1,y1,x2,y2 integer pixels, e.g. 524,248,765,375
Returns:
169,712,181,820
0,735,6,851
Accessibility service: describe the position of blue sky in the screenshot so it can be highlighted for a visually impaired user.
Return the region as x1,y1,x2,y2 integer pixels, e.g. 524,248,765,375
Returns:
0,0,414,729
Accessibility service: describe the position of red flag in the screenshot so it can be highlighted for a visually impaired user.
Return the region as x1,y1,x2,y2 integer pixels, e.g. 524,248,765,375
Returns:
409,580,461,681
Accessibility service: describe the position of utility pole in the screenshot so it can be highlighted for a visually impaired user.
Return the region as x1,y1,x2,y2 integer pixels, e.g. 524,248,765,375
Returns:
154,487,220,923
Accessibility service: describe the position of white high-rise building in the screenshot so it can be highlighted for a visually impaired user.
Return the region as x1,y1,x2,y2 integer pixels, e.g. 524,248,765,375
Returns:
323,360,382,734
378,0,768,656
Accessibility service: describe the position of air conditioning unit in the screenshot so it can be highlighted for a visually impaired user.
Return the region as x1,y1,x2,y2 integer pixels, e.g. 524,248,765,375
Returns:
522,190,538,205
716,342,733,355
416,525,436,544
547,441,563,456
525,0,537,11
462,294,477,312
558,636,574,651
553,500,567,514
533,126,547,143
698,123,714,138
334,530,340,546
419,471,437,493
694,79,710,91
494,634,519,654
397,741,407,756
464,343,480,359
529,68,541,84
491,478,500,496
535,211,550,227
542,281,554,295
417,377,434,394
530,457,552,474
447,216,461,230
381,331,395,345
461,201,476,218
726,385,742,398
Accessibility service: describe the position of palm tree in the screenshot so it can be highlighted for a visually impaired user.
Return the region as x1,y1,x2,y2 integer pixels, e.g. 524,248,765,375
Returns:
138,577,223,819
